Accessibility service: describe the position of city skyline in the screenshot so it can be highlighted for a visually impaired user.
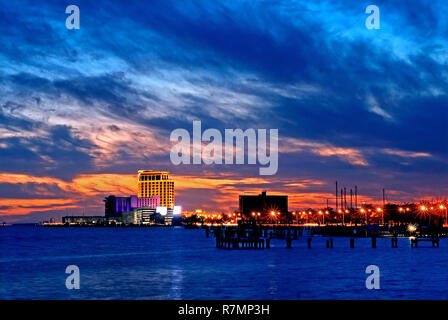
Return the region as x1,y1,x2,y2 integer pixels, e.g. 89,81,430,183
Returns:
1,0,448,222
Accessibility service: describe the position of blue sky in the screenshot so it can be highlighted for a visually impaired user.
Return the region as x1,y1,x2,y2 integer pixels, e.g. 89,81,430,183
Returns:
0,0,447,222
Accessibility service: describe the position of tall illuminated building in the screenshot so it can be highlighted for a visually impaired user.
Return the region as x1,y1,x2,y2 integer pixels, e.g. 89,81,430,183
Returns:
137,170,175,208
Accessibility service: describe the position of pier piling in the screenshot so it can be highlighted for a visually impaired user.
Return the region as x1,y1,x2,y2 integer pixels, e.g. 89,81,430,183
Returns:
350,238,355,248
286,237,292,248
392,237,398,248
432,237,439,247
307,238,312,248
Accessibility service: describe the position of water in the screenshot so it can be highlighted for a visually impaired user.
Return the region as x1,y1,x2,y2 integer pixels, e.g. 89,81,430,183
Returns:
0,225,447,299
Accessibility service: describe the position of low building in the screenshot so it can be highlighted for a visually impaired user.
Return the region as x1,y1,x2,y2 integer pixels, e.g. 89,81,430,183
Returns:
130,207,156,225
104,195,160,217
121,210,143,225
123,207,177,225
239,191,288,217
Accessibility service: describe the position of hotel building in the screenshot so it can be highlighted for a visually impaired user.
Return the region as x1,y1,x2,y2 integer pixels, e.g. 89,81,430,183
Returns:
138,170,175,208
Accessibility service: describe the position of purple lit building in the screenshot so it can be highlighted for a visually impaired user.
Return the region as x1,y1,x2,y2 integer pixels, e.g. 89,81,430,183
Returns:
104,195,160,217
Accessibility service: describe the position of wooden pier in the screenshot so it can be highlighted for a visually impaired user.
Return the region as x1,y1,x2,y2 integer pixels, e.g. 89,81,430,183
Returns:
210,224,273,249
411,236,440,248
204,224,442,249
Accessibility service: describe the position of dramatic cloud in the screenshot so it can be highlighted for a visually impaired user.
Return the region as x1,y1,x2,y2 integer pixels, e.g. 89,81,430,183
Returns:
0,0,447,221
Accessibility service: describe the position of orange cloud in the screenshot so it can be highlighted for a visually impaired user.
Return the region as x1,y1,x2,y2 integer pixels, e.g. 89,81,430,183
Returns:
0,173,67,186
71,174,136,196
382,148,431,158
280,138,368,166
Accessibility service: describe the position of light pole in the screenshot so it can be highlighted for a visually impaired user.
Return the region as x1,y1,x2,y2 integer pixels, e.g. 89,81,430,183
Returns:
420,205,430,225
318,210,324,225
361,208,366,224
377,208,383,225
398,207,404,226
440,205,447,225
292,212,298,225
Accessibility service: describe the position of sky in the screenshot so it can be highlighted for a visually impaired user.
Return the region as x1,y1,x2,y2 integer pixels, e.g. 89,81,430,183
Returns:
0,0,447,222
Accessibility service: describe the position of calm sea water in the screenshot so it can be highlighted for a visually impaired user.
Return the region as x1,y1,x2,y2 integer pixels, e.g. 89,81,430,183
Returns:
0,225,447,300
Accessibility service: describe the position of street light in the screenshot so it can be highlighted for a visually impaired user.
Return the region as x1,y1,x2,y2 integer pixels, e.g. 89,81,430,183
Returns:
337,210,342,225
440,205,447,225
270,211,275,224
361,208,367,224
318,210,324,224
377,207,383,225
292,211,298,225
